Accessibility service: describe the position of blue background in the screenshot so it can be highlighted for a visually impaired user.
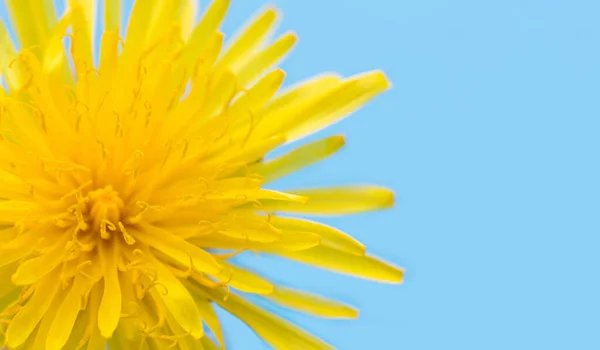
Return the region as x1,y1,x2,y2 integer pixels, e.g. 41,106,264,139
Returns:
4,0,600,349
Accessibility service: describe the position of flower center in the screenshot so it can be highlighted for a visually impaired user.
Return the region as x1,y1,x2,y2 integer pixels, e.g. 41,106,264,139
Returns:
87,186,125,234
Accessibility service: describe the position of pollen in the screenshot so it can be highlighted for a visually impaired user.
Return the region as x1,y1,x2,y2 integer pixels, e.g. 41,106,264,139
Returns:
0,1,403,349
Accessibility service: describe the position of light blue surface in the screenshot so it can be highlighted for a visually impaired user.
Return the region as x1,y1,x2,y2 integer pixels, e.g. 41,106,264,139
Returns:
3,0,600,349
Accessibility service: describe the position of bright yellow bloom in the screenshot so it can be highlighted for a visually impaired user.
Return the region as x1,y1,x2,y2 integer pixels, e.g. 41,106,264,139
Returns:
0,0,402,349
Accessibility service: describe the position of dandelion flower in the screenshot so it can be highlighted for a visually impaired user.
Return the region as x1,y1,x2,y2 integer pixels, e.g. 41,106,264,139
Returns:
0,0,403,349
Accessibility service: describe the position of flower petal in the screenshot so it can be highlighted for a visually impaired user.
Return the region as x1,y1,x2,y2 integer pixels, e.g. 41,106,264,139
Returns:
215,262,274,294
215,7,279,73
46,276,87,350
277,245,404,283
214,292,334,350
149,255,204,339
5,0,56,49
97,242,122,338
5,270,61,348
251,135,345,183
261,186,395,215
269,216,366,255
235,31,297,88
266,286,359,319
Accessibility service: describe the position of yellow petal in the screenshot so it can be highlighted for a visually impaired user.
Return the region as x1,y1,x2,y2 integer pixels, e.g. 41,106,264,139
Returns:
0,169,32,200
124,0,160,51
202,69,237,118
99,31,120,89
61,306,92,350
250,73,342,140
214,293,333,350
0,21,21,91
69,2,94,76
191,297,225,348
235,31,297,88
195,230,320,252
11,232,70,285
277,245,404,283
0,229,39,268
46,276,87,350
215,7,279,73
0,201,45,223
149,255,204,339
87,285,108,350
42,12,72,73
0,263,18,299
179,0,230,70
31,285,63,350
251,135,345,183
133,223,222,275
284,71,391,142
266,286,359,319
5,270,61,348
227,68,286,124
5,0,57,49
104,0,121,32
261,186,395,215
201,337,220,350
217,135,286,167
68,0,95,52
269,216,365,255
97,242,122,338
215,262,274,294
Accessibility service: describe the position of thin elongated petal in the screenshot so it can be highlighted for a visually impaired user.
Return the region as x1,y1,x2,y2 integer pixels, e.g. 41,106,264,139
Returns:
0,21,21,90
251,135,345,183
269,216,366,255
277,245,404,283
46,276,87,350
235,31,297,87
284,71,391,142
5,0,56,49
192,297,225,347
0,201,46,223
98,243,122,338
266,286,359,319
215,262,274,294
105,0,121,32
261,186,395,215
179,0,230,70
132,223,222,275
149,255,204,339
11,233,69,285
214,292,334,350
5,270,61,348
216,7,279,73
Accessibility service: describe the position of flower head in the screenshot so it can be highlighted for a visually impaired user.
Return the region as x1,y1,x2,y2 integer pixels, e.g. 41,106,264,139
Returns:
0,0,402,349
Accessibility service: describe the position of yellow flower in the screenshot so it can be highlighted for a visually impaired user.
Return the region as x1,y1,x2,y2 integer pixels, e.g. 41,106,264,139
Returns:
0,0,403,349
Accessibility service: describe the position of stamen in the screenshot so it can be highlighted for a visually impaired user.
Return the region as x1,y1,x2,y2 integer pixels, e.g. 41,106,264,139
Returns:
123,150,144,177
96,138,110,160
68,203,90,232
73,227,95,251
118,222,136,245
126,201,163,224
142,281,168,297
100,219,116,239
61,180,93,201
141,295,166,334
